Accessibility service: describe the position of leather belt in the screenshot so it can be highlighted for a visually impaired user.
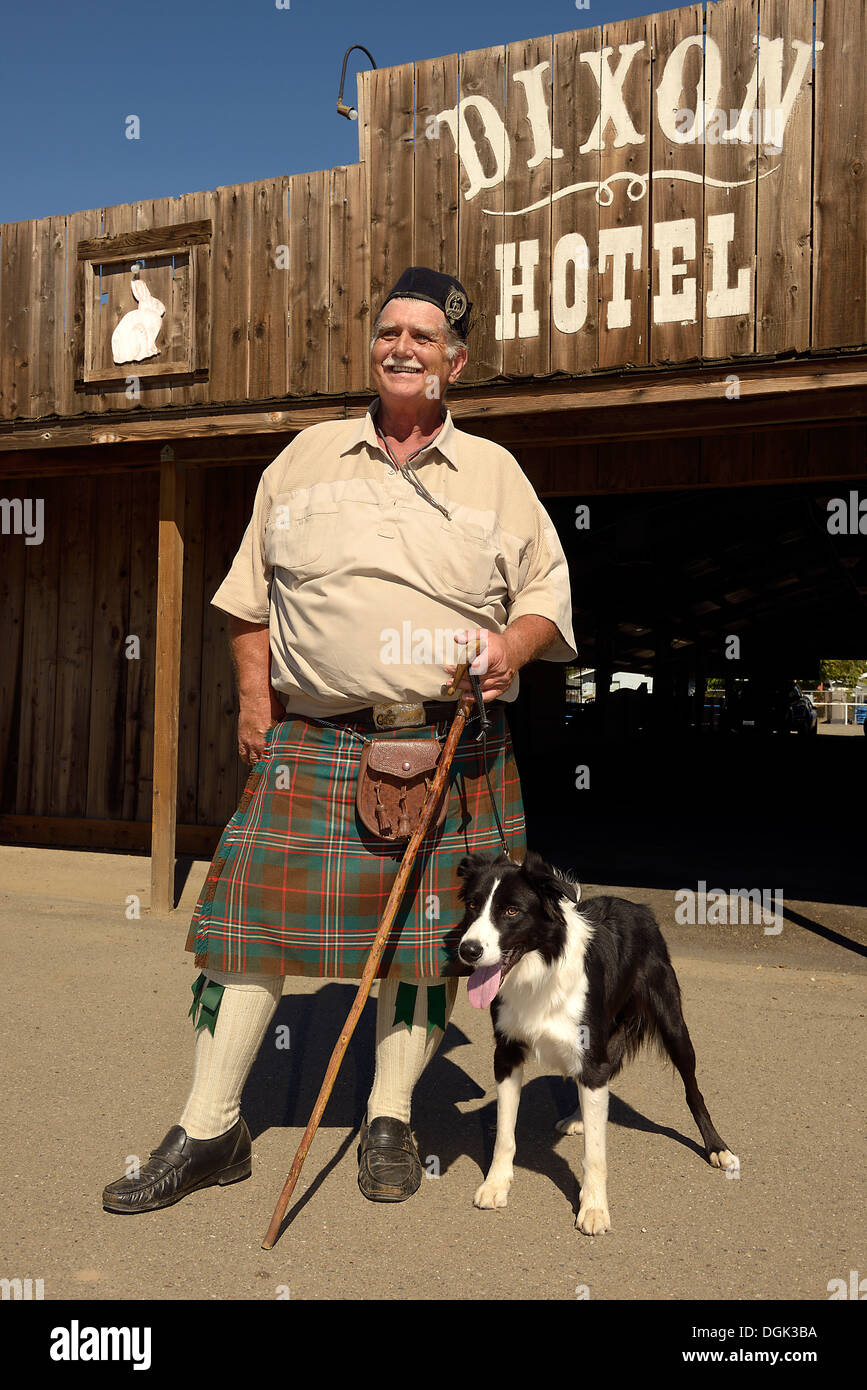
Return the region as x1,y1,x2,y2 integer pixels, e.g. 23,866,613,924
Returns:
325,699,492,731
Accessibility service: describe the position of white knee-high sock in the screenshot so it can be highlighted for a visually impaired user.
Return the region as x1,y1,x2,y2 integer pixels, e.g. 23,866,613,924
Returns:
367,977,458,1126
179,968,284,1140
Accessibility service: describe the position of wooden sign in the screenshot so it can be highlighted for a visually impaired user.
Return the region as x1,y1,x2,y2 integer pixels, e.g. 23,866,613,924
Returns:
424,1,817,366
359,0,861,387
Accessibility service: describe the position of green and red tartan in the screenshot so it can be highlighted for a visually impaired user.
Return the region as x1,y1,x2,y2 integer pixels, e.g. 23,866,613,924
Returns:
185,705,526,979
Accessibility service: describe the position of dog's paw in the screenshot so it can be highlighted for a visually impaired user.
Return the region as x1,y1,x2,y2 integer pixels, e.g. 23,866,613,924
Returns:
575,1200,610,1235
555,1110,583,1136
474,1175,512,1209
709,1148,740,1177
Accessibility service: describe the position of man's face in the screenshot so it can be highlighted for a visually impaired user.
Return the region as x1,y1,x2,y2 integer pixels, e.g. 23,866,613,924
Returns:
370,298,467,412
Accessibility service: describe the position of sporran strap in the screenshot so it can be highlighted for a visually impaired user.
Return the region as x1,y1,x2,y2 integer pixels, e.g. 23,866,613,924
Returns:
469,670,513,861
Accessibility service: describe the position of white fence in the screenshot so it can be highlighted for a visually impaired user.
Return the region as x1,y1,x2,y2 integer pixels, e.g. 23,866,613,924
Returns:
804,691,867,726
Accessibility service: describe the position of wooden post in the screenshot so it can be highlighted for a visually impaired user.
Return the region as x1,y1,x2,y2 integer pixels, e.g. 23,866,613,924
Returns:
151,451,186,914
355,68,371,166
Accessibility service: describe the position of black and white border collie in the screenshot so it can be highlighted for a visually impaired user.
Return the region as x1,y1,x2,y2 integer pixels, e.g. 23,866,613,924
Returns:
452,850,739,1235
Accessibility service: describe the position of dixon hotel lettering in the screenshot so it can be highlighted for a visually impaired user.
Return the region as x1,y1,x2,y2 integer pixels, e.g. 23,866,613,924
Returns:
432,33,820,339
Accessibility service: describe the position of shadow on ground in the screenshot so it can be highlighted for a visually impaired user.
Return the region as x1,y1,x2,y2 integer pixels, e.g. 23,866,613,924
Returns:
241,982,707,1222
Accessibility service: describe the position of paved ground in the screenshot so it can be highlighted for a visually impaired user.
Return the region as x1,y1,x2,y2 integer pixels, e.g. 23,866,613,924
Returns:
1,844,865,1303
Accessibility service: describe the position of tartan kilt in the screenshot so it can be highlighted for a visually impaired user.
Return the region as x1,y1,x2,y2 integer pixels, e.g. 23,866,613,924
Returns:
185,704,526,980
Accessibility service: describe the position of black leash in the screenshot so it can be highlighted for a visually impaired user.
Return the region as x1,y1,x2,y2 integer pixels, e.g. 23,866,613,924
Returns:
468,669,514,861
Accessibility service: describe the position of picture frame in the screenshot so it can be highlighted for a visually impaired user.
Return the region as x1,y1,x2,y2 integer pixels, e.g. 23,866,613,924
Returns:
74,219,211,388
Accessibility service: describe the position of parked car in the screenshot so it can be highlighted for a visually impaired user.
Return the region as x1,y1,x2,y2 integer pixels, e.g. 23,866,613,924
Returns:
720,679,818,735
788,687,818,735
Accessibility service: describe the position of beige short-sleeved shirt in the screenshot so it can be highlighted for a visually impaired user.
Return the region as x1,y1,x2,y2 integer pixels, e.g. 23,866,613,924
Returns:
211,398,577,717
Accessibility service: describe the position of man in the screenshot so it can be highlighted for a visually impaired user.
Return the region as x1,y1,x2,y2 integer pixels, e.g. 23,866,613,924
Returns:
102,266,576,1213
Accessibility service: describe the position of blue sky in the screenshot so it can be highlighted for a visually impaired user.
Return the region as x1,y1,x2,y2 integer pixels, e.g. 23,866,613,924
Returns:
0,0,688,225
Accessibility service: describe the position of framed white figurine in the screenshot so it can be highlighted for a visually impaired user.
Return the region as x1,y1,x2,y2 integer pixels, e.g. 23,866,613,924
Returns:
75,221,211,388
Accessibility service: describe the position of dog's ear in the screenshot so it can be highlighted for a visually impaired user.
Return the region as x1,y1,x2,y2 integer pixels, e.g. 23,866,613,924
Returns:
519,849,553,877
457,852,496,879
456,851,497,905
520,850,579,918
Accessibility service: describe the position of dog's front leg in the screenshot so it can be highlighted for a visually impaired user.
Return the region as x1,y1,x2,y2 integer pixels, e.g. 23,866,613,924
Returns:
474,1063,523,1210
576,1082,611,1235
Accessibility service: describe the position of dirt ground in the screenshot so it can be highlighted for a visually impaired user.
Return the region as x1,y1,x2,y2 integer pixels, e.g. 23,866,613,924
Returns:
1,843,865,1311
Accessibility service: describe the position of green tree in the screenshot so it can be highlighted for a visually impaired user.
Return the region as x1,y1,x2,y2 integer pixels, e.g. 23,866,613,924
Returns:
820,660,867,686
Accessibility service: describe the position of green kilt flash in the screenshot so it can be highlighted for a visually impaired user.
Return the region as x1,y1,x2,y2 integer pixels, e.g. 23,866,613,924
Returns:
185,704,527,979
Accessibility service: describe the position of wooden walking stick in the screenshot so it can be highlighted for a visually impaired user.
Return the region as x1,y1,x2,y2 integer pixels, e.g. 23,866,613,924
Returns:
261,655,478,1249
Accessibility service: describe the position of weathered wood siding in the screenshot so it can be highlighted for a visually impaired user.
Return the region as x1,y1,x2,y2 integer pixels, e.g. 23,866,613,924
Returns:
0,0,865,426
1,463,261,830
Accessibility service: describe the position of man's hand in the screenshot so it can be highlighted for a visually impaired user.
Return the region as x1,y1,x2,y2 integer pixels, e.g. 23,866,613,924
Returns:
443,629,514,703
442,617,559,702
229,615,286,764
238,689,285,765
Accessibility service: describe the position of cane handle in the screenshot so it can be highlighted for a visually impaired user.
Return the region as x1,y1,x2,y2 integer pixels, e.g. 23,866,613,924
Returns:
444,634,484,697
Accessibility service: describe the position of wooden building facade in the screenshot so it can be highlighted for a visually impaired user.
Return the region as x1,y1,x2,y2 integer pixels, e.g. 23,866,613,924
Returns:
1,0,865,909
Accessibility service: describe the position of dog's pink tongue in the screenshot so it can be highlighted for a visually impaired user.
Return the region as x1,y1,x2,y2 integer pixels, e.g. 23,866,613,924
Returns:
467,963,502,1009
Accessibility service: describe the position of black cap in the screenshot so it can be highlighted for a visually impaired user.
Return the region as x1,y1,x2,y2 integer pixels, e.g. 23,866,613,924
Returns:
379,266,472,340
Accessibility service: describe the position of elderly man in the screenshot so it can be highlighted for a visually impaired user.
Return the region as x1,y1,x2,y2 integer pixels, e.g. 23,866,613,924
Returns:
102,266,576,1213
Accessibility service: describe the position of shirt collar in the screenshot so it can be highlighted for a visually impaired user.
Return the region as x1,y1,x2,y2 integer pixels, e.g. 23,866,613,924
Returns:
339,396,459,469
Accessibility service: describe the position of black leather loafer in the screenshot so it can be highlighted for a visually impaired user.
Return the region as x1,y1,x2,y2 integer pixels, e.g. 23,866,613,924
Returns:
357,1115,423,1202
102,1118,252,1213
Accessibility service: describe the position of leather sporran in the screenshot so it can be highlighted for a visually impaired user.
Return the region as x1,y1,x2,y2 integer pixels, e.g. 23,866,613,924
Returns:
356,738,448,841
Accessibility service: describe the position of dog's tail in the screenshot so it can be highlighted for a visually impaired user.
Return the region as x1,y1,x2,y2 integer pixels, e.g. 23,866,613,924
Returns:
622,1010,650,1064
622,917,692,1080
606,1005,655,1079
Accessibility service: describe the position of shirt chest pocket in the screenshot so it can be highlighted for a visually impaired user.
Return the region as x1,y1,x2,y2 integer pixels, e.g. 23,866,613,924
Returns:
436,516,498,603
265,500,339,579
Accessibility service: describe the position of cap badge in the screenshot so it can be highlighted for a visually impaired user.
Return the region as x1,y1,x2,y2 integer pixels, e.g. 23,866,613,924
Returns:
444,286,467,324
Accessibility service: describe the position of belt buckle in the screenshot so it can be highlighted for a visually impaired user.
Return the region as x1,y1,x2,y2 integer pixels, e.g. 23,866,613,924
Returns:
372,701,426,730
